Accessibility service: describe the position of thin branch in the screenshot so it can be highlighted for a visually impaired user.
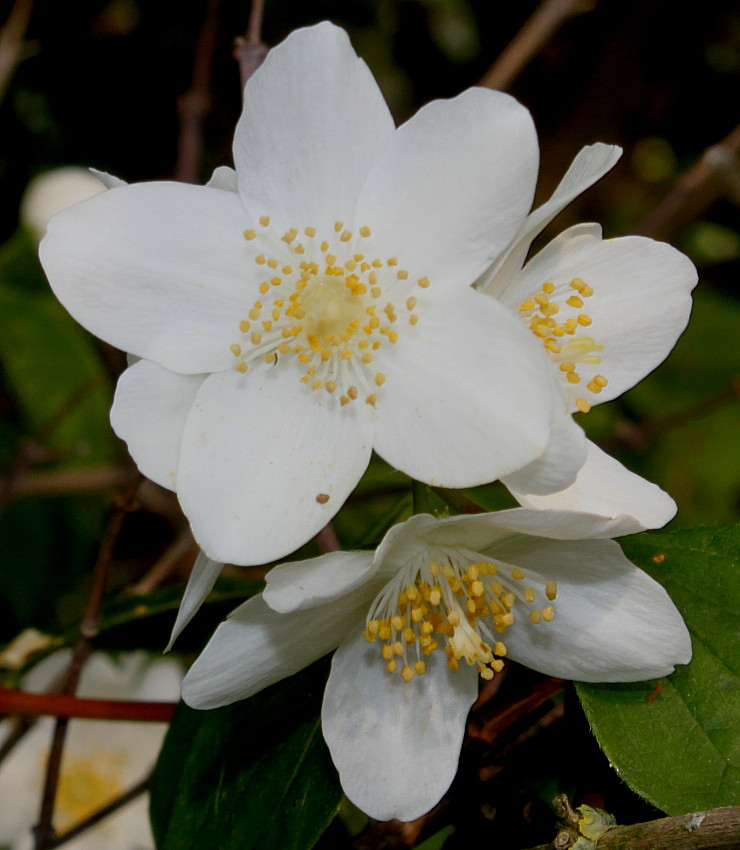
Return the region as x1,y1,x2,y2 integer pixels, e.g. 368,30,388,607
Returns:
175,0,222,183
234,0,267,89
524,805,740,850
125,529,197,595
0,688,175,722
638,123,740,240
468,676,564,745
46,776,150,850
479,0,597,91
0,0,34,105
0,464,129,500
32,476,142,850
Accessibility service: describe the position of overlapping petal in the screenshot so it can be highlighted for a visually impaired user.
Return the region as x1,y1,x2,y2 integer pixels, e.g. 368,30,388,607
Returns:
177,363,374,565
508,441,677,532
322,631,478,821
166,551,223,651
110,359,205,491
488,535,691,681
373,287,553,486
40,181,255,374
507,224,697,403
357,88,539,292
480,143,622,297
182,594,370,709
235,22,395,234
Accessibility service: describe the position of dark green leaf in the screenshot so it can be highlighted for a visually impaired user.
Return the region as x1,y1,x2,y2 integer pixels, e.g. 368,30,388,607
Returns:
577,525,740,814
151,657,341,850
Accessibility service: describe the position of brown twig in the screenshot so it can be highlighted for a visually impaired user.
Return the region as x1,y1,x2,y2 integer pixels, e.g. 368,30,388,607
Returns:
0,688,175,722
234,0,267,89
479,0,597,91
0,464,130,500
175,0,222,183
46,776,151,850
125,529,197,595
524,805,740,850
32,476,142,850
638,124,740,241
468,676,564,745
0,0,34,105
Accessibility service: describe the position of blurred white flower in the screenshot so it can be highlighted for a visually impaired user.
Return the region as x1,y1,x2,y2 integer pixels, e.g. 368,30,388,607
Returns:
21,168,107,242
40,22,557,567
0,651,182,850
181,509,690,822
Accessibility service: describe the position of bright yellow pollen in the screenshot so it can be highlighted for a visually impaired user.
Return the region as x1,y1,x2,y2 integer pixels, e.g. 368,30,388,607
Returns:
243,229,256,240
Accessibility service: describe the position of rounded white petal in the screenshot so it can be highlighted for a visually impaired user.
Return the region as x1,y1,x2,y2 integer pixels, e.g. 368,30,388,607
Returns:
110,359,205,491
373,287,552,486
357,88,538,291
178,364,374,565
486,536,691,681
508,440,677,532
89,167,127,189
501,401,587,496
480,143,622,296
182,593,369,709
40,181,256,374
235,22,394,234
508,223,698,404
166,551,224,651
322,630,478,821
21,167,107,241
206,165,238,191
264,550,376,613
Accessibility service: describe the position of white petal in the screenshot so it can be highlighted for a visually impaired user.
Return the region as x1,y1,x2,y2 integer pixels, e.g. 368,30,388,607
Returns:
373,287,552,486
235,23,394,234
508,441,677,532
480,143,622,296
507,224,698,404
501,399,587,496
110,359,204,491
182,593,368,709
322,630,478,821
40,181,255,373
486,536,691,681
166,551,223,651
264,550,376,613
178,363,374,565
89,167,127,189
206,166,238,191
357,88,538,291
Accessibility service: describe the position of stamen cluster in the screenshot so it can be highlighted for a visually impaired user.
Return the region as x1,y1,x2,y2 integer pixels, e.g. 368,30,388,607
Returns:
231,218,430,407
364,554,557,684
519,276,609,412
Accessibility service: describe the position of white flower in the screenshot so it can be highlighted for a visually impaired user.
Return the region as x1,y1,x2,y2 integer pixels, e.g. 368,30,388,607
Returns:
21,168,107,242
0,651,182,850
181,509,691,822
476,144,698,526
40,22,557,567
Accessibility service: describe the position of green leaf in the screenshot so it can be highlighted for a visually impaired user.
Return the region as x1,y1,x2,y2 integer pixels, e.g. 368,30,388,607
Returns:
577,525,740,814
151,657,342,850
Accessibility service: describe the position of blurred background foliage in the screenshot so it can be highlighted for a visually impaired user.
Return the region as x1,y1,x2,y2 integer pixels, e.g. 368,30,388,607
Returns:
0,0,738,845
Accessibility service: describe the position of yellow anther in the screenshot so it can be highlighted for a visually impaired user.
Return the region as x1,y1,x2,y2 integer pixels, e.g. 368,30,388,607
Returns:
386,660,397,674
263,353,276,364
387,257,398,266
381,644,394,661
570,276,585,291
529,610,543,624
567,295,584,308
248,308,260,320
277,342,290,355
542,282,555,294
341,349,352,360
544,339,562,353
409,314,419,326
393,642,404,657
320,240,329,252
401,665,414,683
361,353,373,364
311,379,323,390
235,361,247,373
535,293,550,307
593,375,608,387
258,215,270,227
471,580,485,598
372,373,386,388
348,386,358,400
402,628,414,644
379,625,391,640
251,332,262,344
492,658,504,672
304,226,316,237
239,320,251,333
494,641,507,657
261,320,273,332
480,666,494,681
366,394,377,406
325,380,335,393
447,610,460,627
334,221,343,232
298,353,311,364
367,620,380,635
397,270,409,280
255,255,266,265
511,567,525,580
501,593,516,609
267,258,279,269
230,344,242,356
566,372,581,384
340,230,352,242
545,581,558,601
414,661,426,676
519,300,535,312
363,629,376,643
524,588,536,603
542,606,555,622
418,276,430,288
578,314,592,326
429,588,442,607
259,282,270,294
447,657,459,671
575,398,591,413
243,229,256,240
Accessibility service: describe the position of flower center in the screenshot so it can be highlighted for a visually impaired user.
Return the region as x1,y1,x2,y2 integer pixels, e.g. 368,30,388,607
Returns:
364,549,557,683
519,277,608,413
232,218,430,407
51,750,126,832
